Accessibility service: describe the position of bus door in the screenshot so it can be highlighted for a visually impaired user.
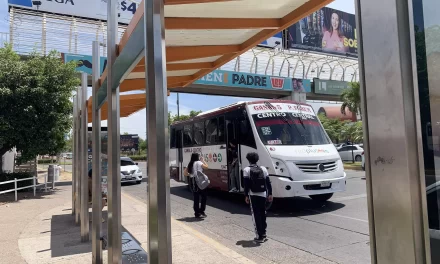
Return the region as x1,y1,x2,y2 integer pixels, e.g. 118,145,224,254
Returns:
176,128,186,183
226,119,241,192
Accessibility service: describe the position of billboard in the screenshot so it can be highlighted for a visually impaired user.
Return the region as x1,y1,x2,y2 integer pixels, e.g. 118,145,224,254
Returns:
8,0,138,24
120,134,139,152
287,7,357,57
63,53,107,75
313,78,350,95
194,69,312,93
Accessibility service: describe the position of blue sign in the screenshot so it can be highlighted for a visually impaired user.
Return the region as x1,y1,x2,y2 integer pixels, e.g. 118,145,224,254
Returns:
194,70,311,93
63,53,107,75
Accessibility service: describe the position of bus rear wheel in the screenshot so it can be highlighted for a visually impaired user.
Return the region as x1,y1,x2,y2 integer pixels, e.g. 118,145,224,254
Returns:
309,193,333,202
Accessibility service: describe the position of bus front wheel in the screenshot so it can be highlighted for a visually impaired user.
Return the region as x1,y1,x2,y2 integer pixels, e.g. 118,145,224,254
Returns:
309,193,333,202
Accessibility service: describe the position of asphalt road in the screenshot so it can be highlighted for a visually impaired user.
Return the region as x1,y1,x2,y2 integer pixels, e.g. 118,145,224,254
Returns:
122,167,370,264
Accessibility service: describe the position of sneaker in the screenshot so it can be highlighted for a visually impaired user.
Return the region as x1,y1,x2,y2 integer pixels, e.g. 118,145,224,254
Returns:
195,214,202,218
254,236,265,243
229,188,238,193
262,233,267,239
200,213,207,218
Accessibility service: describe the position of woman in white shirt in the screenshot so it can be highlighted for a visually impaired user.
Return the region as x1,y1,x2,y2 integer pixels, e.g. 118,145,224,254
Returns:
186,153,209,218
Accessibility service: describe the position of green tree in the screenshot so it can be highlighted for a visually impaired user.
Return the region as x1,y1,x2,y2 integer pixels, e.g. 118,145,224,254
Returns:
0,46,80,169
168,110,202,125
139,137,147,153
318,114,347,143
340,82,361,118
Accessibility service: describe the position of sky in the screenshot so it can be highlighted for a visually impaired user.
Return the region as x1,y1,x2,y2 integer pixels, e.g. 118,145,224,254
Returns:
0,0,356,139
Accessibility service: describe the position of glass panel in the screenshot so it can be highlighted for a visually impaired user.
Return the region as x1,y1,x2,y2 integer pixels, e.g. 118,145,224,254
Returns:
252,112,331,145
205,118,218,145
183,124,193,147
218,116,225,143
412,0,440,262
194,122,205,146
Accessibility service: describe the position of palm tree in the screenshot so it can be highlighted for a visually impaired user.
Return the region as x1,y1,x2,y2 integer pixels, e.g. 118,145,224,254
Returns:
340,82,361,119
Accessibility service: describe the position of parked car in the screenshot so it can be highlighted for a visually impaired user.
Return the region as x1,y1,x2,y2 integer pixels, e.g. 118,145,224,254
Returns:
120,157,143,184
362,151,365,170
337,145,364,162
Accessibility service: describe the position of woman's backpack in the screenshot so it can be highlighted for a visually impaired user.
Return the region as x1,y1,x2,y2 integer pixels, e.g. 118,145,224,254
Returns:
195,170,210,190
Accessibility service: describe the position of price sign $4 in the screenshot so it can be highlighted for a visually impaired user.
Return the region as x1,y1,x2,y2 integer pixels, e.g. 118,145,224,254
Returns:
120,1,137,15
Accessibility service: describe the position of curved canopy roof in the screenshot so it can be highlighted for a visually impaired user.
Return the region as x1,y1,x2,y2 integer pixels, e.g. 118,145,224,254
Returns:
88,0,332,122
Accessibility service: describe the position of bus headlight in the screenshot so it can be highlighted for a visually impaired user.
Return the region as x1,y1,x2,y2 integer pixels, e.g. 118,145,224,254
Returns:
272,158,289,176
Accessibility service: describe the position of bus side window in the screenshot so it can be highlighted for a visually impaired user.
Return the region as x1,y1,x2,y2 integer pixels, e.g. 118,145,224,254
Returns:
218,116,225,143
240,118,256,149
183,124,193,147
205,118,218,145
194,122,205,146
170,127,176,148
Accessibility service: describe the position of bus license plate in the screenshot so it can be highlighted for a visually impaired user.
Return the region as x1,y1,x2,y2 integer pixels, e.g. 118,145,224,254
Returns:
320,181,331,187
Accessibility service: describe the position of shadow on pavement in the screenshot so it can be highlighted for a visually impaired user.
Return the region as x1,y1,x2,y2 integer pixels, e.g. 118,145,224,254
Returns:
176,217,205,223
49,211,140,258
236,240,261,248
0,188,61,203
170,185,345,218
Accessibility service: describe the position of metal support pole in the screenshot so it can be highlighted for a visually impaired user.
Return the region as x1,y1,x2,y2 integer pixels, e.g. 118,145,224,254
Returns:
92,41,103,264
33,176,36,197
144,0,172,262
80,73,89,242
107,0,122,262
42,13,47,55
357,0,430,263
72,95,77,215
9,7,14,48
14,178,17,202
75,88,81,224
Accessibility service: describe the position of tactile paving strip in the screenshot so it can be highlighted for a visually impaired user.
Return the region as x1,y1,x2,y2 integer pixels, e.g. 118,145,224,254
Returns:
121,232,148,263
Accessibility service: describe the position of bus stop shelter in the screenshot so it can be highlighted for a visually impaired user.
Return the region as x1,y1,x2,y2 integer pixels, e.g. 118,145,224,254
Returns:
72,0,334,263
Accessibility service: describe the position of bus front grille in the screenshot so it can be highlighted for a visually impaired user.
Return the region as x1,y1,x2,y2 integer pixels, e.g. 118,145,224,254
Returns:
295,161,337,173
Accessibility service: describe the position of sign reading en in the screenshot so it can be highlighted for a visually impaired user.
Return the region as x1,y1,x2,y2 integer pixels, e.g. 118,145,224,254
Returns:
313,78,350,95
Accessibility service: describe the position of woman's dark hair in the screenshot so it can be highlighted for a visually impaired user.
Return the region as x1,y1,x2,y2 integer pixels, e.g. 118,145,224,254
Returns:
329,12,342,38
187,153,200,174
246,152,259,164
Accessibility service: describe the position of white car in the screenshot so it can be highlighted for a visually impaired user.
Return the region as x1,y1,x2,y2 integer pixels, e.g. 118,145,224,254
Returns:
337,145,364,162
120,157,143,184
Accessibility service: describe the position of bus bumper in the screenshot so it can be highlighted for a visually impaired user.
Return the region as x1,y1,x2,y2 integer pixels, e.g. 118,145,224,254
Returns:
272,173,346,198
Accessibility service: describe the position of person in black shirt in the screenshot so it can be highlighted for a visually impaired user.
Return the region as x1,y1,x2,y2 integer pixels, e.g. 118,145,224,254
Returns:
243,152,273,243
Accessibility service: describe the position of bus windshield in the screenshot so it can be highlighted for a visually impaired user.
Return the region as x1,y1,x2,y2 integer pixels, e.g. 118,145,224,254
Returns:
252,112,331,146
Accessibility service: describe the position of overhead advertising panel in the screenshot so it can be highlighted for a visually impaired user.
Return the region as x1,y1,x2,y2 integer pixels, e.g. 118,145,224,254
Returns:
120,134,139,152
63,53,107,75
194,69,312,93
8,0,138,24
313,78,350,95
286,7,357,57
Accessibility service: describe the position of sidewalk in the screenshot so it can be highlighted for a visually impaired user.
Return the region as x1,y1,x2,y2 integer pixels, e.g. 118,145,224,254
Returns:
0,185,255,264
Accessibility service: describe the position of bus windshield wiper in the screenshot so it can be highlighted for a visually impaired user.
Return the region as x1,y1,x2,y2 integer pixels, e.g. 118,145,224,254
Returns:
263,101,292,128
264,101,307,145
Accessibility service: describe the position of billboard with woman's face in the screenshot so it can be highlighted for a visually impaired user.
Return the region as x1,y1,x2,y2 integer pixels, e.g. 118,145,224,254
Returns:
286,7,357,57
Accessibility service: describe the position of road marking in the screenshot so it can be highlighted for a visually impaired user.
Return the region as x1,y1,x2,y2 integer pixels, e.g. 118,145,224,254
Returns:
304,209,368,223
121,192,256,264
332,194,367,202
